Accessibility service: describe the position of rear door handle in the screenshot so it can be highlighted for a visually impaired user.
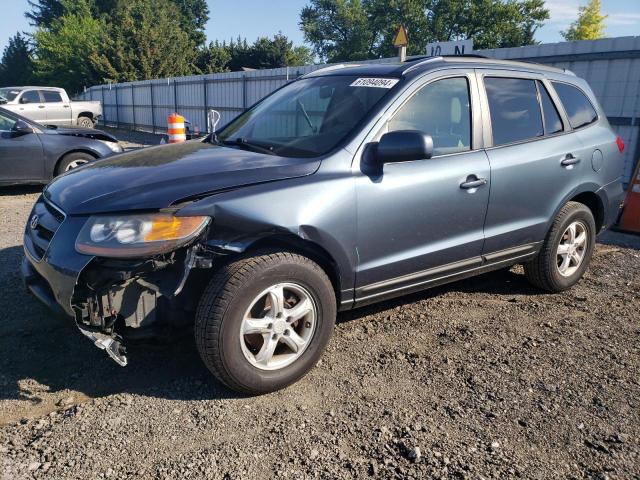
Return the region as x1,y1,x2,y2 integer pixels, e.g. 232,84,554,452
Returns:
38,105,45,109
561,154,581,167
460,177,488,190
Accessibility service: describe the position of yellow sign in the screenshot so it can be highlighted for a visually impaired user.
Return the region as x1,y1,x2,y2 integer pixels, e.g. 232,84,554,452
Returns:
393,25,408,47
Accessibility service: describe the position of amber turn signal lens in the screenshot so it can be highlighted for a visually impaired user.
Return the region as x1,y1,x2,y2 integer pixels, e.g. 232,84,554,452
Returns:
144,216,209,242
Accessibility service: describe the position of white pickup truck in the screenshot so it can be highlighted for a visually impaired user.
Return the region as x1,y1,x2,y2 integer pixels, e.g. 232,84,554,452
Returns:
0,86,102,128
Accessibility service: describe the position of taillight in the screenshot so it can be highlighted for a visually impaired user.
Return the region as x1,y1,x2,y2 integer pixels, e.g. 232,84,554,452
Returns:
616,136,625,153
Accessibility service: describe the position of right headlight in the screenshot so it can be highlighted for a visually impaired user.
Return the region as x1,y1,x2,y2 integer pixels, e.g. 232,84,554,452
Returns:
100,140,123,153
75,213,210,258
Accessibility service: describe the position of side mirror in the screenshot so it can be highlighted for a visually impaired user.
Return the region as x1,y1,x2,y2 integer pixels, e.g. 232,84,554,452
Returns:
19,96,30,104
12,120,35,136
375,130,433,164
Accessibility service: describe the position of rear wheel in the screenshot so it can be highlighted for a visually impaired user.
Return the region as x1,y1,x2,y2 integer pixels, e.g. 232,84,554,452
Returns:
77,116,95,129
195,251,336,395
524,201,596,292
55,152,96,175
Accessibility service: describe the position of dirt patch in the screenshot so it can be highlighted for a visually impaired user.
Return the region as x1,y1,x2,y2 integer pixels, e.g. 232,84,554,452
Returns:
1,188,639,479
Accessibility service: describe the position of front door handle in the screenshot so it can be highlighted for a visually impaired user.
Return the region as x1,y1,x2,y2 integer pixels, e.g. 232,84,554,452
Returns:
560,154,581,167
460,176,488,190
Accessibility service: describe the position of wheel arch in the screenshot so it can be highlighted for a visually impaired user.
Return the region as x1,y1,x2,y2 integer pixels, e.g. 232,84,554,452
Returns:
53,149,100,176
549,183,606,234
241,234,344,307
76,111,95,121
570,191,605,232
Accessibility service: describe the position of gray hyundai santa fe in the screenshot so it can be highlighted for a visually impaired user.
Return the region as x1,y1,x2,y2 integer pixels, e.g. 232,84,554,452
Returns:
22,56,625,394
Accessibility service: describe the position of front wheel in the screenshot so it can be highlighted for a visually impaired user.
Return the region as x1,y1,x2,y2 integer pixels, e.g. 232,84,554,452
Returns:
524,201,596,292
55,152,95,175
195,251,336,395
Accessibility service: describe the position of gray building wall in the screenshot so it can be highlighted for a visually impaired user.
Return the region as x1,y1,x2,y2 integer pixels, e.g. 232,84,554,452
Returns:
78,36,640,183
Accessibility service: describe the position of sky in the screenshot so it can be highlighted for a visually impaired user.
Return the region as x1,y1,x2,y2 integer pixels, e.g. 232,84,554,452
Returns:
1,0,640,54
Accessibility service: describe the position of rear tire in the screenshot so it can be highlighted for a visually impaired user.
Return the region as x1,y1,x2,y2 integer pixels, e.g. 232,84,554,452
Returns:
524,201,596,292
195,251,336,395
55,152,95,175
77,116,95,129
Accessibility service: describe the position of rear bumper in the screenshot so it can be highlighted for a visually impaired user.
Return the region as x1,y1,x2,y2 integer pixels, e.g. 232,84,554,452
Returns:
598,178,625,231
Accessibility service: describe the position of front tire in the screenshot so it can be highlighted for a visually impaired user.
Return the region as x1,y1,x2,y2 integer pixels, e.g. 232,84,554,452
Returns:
195,251,336,395
524,201,596,292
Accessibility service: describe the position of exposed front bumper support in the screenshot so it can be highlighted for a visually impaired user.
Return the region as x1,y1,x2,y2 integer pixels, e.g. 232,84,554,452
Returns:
77,325,128,366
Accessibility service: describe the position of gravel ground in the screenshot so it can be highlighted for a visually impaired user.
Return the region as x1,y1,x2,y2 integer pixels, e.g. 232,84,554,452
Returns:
1,179,640,479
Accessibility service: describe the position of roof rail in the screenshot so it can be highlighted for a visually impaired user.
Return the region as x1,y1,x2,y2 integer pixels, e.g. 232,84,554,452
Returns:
300,64,354,78
402,56,442,75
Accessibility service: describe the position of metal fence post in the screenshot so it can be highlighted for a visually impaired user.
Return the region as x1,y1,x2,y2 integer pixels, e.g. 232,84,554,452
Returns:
173,79,178,113
203,76,208,133
100,86,105,126
115,85,120,129
150,81,156,134
131,84,136,131
242,74,247,111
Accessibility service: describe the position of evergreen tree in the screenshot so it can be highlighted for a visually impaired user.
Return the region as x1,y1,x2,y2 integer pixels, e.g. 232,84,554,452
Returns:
0,33,35,87
32,0,106,93
92,0,198,82
561,0,607,41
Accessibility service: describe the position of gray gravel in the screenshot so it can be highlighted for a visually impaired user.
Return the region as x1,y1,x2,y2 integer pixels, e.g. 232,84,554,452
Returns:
1,183,639,479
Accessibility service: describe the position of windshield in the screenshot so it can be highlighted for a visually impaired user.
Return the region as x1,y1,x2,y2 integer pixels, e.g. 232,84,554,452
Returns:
217,75,397,157
0,88,20,103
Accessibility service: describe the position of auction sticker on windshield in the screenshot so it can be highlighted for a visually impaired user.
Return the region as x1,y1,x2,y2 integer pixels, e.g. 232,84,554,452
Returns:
350,78,399,89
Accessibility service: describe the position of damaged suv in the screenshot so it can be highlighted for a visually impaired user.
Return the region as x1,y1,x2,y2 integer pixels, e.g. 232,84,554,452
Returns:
22,56,624,394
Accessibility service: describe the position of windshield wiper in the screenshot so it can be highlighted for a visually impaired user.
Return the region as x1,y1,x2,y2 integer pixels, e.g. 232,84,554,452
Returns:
297,99,316,133
222,137,277,156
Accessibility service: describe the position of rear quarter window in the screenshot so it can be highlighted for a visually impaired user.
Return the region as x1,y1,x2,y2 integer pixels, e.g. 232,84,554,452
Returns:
552,82,598,129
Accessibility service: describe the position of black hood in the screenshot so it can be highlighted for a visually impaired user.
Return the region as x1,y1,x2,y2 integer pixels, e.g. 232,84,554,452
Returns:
42,126,118,143
44,141,320,215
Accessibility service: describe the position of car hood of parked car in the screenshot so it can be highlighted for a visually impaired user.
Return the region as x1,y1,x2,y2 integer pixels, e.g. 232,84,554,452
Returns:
44,140,321,215
41,125,118,143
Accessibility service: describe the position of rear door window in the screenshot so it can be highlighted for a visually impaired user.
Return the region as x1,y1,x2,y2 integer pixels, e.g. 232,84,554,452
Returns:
41,90,63,103
21,90,41,104
537,81,563,135
552,82,597,129
484,77,543,146
388,77,471,156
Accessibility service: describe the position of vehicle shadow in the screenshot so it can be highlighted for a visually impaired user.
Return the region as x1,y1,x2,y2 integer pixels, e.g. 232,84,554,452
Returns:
0,244,536,406
0,245,238,407
1,234,631,406
0,185,43,196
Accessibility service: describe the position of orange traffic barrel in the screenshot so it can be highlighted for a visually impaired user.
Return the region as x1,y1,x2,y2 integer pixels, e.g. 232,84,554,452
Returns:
619,156,640,234
167,113,186,143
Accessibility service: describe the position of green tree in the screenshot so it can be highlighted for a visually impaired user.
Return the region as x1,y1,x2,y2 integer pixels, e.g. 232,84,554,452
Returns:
428,0,549,49
0,33,35,86
27,0,209,47
199,34,314,73
32,0,107,93
92,0,198,82
300,0,373,62
26,0,64,28
198,41,232,74
300,0,550,62
561,0,607,41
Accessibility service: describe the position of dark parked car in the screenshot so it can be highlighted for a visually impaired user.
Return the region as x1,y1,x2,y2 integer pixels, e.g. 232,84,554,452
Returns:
21,56,625,394
0,106,122,185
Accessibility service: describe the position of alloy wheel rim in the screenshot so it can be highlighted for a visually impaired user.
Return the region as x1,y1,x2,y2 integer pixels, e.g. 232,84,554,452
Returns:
556,220,588,277
65,159,89,171
239,282,317,371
